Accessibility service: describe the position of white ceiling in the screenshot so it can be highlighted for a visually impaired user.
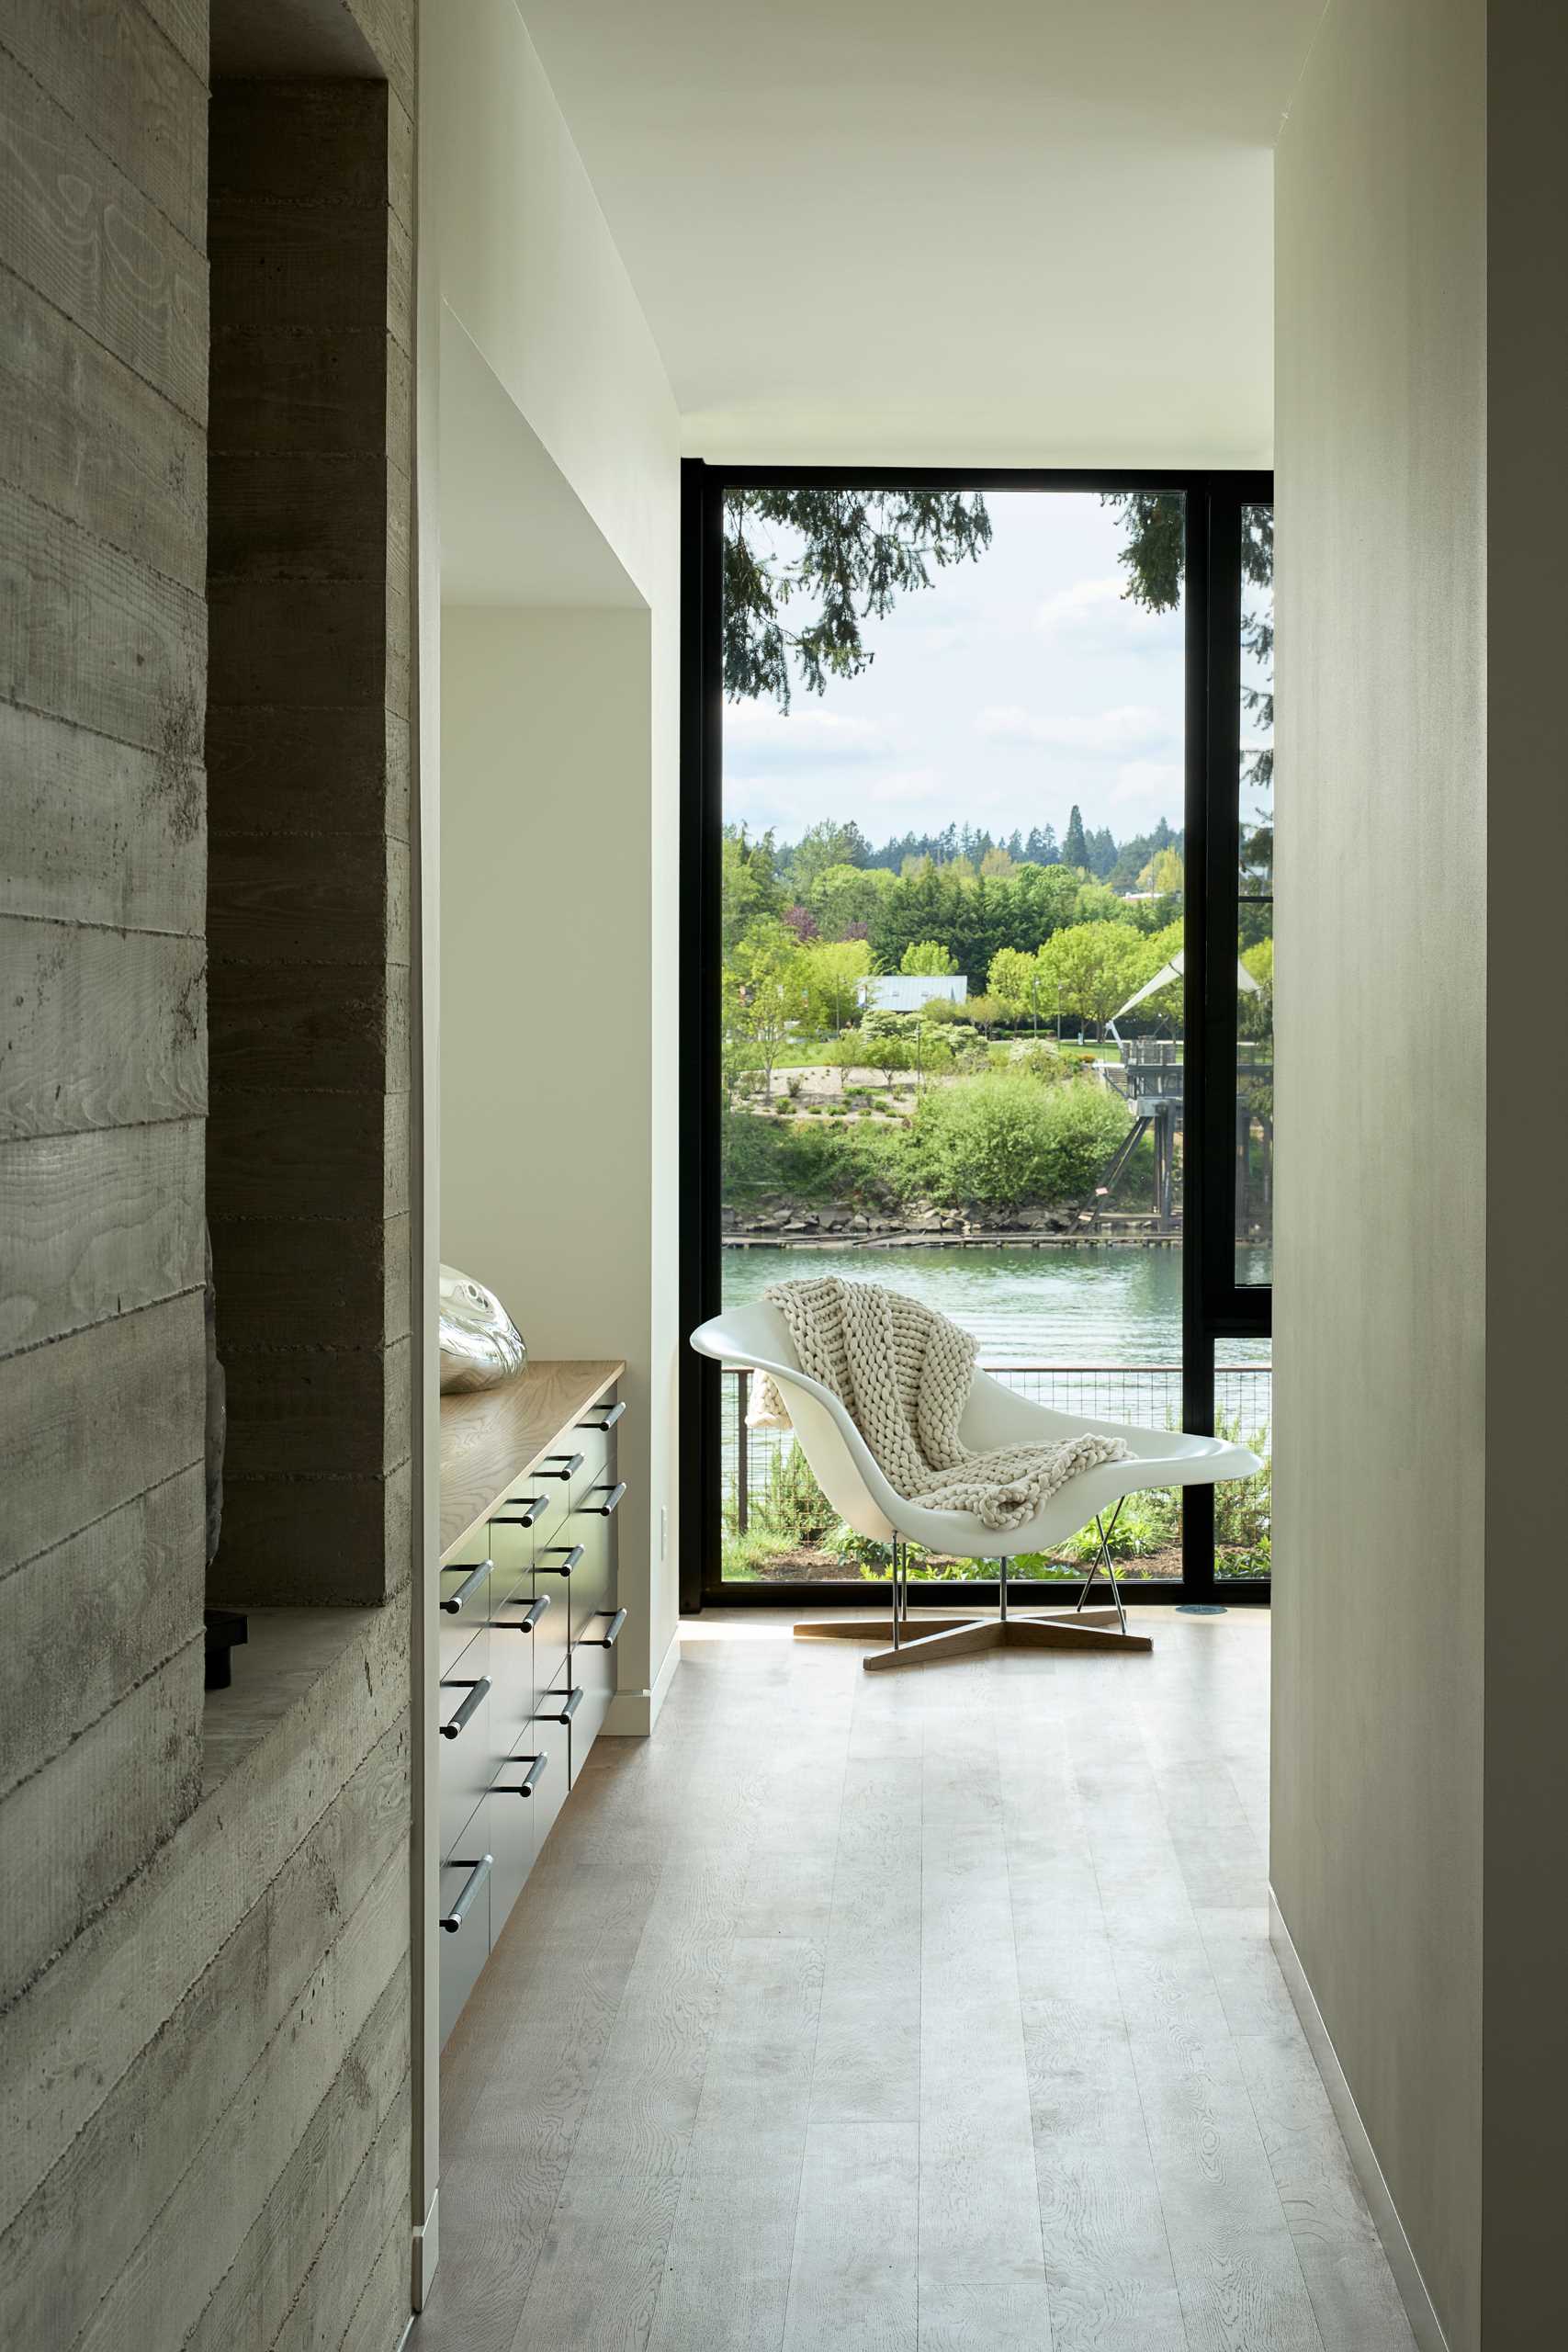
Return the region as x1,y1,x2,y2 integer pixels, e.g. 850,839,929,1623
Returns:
519,0,1324,467
439,307,645,607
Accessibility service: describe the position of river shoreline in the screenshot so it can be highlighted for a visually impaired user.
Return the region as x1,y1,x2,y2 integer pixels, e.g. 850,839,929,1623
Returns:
722,1219,1183,1250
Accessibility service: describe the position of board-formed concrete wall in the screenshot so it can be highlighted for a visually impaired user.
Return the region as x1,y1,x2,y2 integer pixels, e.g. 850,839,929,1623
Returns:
207,73,414,1608
0,3,416,2346
0,0,212,2005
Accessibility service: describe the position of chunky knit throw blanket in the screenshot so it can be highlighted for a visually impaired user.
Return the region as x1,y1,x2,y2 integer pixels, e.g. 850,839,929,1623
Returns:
750,1275,1130,1533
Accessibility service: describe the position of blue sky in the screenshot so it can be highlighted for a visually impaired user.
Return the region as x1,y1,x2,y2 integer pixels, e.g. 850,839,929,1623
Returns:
723,492,1188,853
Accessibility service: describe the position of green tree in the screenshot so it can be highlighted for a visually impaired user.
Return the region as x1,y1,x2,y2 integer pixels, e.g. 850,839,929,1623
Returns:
728,921,805,1097
725,488,992,707
859,1010,911,1087
787,820,869,900
986,945,1041,1022
798,937,873,1032
1039,922,1146,1039
1062,805,1089,872
1139,845,1184,896
1008,863,1080,951
721,824,782,955
900,940,959,977
907,1025,953,1093
910,1074,1131,1209
807,861,888,940
1240,936,1274,1041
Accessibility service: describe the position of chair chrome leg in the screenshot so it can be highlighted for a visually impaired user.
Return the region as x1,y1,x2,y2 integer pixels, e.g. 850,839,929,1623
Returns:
998,1558,1009,1623
1074,1499,1127,1635
891,1535,902,1651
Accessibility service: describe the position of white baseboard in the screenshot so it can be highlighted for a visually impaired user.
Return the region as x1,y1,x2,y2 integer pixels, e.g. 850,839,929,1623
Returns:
603,1629,681,1737
411,2188,438,2310
1269,1889,1450,2352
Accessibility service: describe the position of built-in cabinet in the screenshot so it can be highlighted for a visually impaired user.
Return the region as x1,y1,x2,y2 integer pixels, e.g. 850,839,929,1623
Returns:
437,1361,627,2043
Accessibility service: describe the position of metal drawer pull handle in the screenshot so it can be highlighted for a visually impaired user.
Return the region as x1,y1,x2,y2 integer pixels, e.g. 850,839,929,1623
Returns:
577,1399,626,1431
441,1852,492,1932
439,1675,490,1739
495,1594,550,1632
588,1482,627,1518
536,1685,583,1725
498,1495,549,1529
493,1752,548,1799
537,1544,584,1578
441,1559,490,1614
584,1607,627,1649
537,1453,584,1483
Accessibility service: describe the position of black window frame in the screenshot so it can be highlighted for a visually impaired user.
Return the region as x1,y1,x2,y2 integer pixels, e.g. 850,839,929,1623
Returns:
680,461,1272,1612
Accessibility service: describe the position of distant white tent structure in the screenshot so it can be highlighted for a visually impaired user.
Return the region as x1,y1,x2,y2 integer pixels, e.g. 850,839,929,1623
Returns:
1106,949,1259,1045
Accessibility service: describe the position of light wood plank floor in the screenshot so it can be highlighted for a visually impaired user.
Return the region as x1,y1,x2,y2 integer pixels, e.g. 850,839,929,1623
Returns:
415,1609,1416,2352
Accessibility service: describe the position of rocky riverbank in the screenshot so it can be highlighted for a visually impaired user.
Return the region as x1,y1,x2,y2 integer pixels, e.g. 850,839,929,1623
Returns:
720,1203,1180,1245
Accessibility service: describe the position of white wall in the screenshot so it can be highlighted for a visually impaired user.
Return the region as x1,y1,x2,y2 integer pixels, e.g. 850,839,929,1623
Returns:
441,608,657,1702
1273,2,1485,2342
421,0,682,1727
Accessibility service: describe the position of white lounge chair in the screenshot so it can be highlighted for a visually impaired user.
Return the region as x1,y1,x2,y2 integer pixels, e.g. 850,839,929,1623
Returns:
691,1299,1262,1672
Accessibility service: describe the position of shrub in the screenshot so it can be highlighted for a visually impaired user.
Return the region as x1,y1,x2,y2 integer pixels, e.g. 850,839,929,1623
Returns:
908,1074,1130,1209
756,1441,838,1545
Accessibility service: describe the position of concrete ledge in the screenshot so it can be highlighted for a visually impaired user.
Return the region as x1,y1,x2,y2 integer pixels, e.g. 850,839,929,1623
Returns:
603,1626,680,1738
1269,1888,1450,2352
201,1605,379,1794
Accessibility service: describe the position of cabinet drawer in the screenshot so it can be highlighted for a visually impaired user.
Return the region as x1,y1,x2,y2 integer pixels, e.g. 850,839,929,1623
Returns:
563,1510,614,1643
487,1513,532,1610
492,1476,569,1559
524,1703,570,1859
562,1473,624,1624
488,1738,547,1931
570,1388,622,1493
487,1589,538,1765
570,1627,620,1770
529,1547,575,1695
439,1815,492,2046
438,1554,491,1679
439,1631,492,1859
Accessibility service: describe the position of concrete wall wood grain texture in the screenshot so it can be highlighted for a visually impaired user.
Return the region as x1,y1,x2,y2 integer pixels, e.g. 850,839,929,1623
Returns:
207,71,415,1607
0,4,417,2346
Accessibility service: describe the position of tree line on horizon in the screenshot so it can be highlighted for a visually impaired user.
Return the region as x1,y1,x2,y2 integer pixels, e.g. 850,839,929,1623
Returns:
723,813,1201,983
749,808,1183,892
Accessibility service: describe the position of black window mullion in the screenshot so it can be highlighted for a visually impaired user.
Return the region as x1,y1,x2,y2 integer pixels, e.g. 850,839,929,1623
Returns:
1180,486,1216,1601
1202,492,1244,1327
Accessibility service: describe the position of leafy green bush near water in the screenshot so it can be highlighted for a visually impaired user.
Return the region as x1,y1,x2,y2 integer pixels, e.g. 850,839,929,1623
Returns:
721,1070,1132,1216
908,1073,1130,1211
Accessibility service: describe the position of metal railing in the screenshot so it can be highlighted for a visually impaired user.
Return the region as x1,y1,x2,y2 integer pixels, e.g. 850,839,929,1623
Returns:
721,1361,1271,1536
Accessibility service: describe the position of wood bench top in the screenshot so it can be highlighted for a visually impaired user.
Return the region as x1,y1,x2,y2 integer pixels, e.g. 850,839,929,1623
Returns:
439,1358,626,1563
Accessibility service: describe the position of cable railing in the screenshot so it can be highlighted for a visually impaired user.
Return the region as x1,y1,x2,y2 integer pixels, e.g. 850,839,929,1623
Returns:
719,1360,1272,1539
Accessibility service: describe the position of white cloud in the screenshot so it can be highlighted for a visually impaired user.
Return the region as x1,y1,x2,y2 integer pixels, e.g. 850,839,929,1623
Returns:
1107,759,1183,809
725,764,946,839
1034,575,1179,656
975,704,1175,757
723,702,894,767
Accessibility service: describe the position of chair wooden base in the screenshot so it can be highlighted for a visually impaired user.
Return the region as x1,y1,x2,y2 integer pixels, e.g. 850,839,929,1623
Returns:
792,1606,1126,1644
858,1610,1153,1673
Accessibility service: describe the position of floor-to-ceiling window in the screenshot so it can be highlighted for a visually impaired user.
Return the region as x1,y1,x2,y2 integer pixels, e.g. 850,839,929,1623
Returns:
682,469,1271,1610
